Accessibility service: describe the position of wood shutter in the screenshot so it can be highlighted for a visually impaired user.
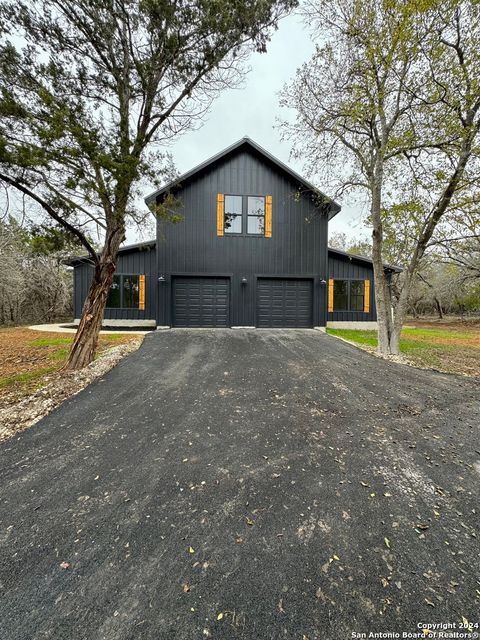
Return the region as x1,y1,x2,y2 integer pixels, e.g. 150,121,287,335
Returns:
265,195,272,238
364,279,370,313
139,274,145,310
328,279,334,312
216,193,224,236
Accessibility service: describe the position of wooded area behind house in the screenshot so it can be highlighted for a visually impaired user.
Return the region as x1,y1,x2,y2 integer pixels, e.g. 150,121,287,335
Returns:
0,219,77,325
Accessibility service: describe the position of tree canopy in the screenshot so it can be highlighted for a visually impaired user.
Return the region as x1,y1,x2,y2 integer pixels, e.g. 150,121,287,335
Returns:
280,0,480,354
0,0,296,367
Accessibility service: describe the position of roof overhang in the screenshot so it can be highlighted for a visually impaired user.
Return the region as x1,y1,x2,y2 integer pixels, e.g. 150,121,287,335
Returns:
328,247,403,273
65,239,156,267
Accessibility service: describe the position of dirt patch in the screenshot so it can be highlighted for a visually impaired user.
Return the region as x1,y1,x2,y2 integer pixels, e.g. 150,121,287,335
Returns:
0,337,143,442
404,316,480,331
0,327,139,404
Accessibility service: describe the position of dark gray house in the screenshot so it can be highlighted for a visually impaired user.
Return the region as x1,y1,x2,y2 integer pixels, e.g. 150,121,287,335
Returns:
70,138,399,329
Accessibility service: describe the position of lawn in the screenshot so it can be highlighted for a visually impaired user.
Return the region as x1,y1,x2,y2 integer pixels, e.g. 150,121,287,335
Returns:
327,318,480,376
0,327,139,405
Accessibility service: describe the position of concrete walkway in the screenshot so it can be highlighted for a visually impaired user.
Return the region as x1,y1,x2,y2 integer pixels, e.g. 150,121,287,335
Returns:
28,323,154,335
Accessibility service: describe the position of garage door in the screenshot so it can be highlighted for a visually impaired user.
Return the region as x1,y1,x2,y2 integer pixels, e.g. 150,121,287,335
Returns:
256,278,313,328
172,277,230,327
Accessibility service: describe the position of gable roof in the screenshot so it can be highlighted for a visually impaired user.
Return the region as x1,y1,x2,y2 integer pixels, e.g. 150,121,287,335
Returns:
328,246,402,273
144,137,341,220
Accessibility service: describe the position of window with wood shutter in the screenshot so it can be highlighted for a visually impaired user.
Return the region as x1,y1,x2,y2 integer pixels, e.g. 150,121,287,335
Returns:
265,195,272,238
139,274,145,310
216,193,224,236
328,279,334,312
364,279,370,313
106,274,142,309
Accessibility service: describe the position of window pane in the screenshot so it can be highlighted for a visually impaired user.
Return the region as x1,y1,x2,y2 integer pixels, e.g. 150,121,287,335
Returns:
333,280,348,310
225,195,242,216
247,196,265,235
123,275,139,308
350,280,365,311
247,196,265,217
224,195,242,233
106,275,121,308
248,215,265,234
224,213,242,233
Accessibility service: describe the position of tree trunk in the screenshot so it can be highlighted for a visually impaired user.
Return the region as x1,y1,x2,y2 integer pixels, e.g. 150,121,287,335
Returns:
434,296,443,319
64,228,124,370
369,170,393,355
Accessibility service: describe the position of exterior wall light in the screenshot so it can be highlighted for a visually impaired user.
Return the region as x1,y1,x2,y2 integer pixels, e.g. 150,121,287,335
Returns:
241,277,248,284
158,275,166,282
319,279,327,285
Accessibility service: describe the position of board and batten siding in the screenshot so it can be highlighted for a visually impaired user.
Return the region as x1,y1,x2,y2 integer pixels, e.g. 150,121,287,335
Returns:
327,253,377,322
156,146,330,327
73,247,157,320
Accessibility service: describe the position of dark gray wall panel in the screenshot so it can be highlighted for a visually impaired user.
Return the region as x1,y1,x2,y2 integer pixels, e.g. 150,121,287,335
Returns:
327,254,377,321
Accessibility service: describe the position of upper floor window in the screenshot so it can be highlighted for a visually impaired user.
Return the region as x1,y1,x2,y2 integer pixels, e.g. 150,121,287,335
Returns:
224,195,243,234
222,194,268,235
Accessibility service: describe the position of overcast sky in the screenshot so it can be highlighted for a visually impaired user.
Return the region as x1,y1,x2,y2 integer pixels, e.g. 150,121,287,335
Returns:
132,11,370,245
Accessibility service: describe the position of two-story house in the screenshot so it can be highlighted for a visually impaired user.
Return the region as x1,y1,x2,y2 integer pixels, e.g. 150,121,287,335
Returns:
70,138,400,329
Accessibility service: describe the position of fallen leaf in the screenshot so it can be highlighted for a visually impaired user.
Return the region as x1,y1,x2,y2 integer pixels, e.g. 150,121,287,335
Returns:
384,538,391,549
425,599,435,607
332,554,340,561
183,584,190,593
59,561,70,570
188,546,195,554
246,517,254,526
217,613,224,621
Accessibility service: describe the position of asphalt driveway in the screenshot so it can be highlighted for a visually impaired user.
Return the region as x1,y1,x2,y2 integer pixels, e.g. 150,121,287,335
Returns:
1,329,479,640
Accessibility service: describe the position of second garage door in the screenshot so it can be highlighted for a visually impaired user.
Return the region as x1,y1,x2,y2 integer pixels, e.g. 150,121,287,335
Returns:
172,277,230,327
256,278,313,328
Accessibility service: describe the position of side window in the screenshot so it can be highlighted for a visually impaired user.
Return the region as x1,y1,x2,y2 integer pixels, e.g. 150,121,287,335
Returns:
224,195,242,234
247,196,265,234
106,275,121,308
333,279,348,310
330,279,367,312
106,274,142,309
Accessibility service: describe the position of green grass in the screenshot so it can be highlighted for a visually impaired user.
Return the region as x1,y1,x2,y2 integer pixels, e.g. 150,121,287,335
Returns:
29,337,72,347
47,348,70,361
326,327,458,369
0,366,58,389
102,333,131,341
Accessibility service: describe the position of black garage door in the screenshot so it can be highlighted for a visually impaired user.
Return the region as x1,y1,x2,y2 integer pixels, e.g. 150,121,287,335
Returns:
256,278,313,328
172,277,230,327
